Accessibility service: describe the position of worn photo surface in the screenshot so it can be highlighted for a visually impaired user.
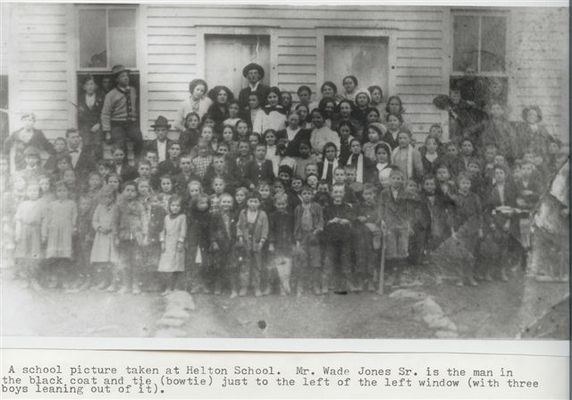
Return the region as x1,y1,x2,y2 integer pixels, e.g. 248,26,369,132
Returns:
0,2,569,341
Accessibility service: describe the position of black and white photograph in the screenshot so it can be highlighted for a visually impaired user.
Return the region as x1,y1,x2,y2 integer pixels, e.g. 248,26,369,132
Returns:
0,1,569,341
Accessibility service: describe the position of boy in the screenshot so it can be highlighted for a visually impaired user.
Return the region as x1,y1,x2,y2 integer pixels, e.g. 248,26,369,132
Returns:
323,184,355,293
354,183,382,291
378,168,411,287
333,167,358,204
236,193,269,296
191,139,213,179
269,193,296,295
293,142,314,179
210,193,238,297
111,146,138,182
293,186,324,295
157,141,182,177
245,143,274,190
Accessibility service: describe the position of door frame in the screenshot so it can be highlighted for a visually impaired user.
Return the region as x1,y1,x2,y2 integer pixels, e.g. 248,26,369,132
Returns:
316,28,398,98
196,26,277,88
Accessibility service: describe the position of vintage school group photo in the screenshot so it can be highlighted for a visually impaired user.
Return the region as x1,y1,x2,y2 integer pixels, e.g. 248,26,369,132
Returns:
1,53,569,303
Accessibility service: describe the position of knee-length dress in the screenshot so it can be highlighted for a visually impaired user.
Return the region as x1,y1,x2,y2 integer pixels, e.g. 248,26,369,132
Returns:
158,213,187,272
90,203,118,263
43,199,77,259
14,199,44,260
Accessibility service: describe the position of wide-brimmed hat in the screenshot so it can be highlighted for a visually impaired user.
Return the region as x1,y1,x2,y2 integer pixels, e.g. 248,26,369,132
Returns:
111,64,130,78
151,115,171,129
242,63,265,79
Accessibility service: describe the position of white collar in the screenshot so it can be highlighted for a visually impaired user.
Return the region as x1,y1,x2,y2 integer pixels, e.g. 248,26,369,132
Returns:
249,82,260,91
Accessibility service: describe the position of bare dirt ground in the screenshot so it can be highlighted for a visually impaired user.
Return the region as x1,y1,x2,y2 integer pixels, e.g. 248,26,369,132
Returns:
1,267,568,340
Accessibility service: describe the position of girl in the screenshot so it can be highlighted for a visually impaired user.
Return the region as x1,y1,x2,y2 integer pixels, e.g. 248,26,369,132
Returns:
175,78,212,131
341,75,359,101
382,113,404,150
420,135,442,175
206,85,234,132
233,187,249,220
90,185,118,290
351,90,372,133
318,97,337,128
269,193,297,295
363,123,386,163
293,142,314,179
374,141,393,190
368,85,386,121
14,183,44,289
332,100,360,140
366,107,381,125
306,173,319,193
317,142,339,184
62,169,79,199
391,132,424,182
158,195,187,294
295,103,312,130
249,132,261,153
113,181,148,294
179,112,201,153
296,85,313,108
263,129,279,173
221,124,239,155
436,163,457,199
106,173,121,195
157,175,175,212
337,121,355,166
261,87,287,132
42,181,78,289
310,109,340,156
280,91,293,114
346,138,374,185
385,95,412,134
237,192,270,297
223,100,242,128
451,173,483,286
320,81,342,103
51,154,72,182
235,119,250,142
247,93,264,134
282,112,311,157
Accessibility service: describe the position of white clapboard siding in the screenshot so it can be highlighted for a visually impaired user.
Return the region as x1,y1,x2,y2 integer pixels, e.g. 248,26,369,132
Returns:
8,3,72,139
509,7,568,139
144,4,448,137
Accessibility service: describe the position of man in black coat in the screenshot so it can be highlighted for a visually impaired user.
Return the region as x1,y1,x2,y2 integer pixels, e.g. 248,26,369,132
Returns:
238,63,271,112
66,128,96,181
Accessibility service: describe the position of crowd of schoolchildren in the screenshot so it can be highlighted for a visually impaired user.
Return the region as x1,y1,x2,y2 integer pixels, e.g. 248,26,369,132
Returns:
1,62,568,299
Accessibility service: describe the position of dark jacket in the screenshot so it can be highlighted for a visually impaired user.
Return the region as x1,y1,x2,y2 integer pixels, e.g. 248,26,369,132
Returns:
244,159,274,187
238,83,271,111
209,211,238,252
144,139,174,163
77,93,104,132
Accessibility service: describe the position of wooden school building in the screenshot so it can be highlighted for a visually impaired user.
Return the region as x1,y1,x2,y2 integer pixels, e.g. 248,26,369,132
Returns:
1,3,569,141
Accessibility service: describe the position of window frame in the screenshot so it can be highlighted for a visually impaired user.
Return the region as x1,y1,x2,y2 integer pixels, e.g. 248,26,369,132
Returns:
450,10,510,78
76,5,139,72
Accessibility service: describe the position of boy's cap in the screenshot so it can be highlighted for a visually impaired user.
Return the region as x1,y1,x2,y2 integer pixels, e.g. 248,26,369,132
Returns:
111,64,130,77
242,63,265,79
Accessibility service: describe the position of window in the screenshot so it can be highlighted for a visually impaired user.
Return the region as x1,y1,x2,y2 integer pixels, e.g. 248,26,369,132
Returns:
452,13,507,74
78,7,137,70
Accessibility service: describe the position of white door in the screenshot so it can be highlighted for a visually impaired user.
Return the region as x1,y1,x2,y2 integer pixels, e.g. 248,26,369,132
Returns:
325,36,389,96
205,35,271,97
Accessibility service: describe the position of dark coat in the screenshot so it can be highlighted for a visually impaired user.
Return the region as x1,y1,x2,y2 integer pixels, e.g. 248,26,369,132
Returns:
282,128,312,157
244,159,274,187
71,148,97,181
3,128,55,170
209,211,238,252
144,139,174,163
77,93,104,132
238,83,271,111
114,163,138,183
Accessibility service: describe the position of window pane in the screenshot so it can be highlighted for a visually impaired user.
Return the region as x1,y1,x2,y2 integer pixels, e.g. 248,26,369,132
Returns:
481,16,507,72
108,9,136,68
453,15,479,72
78,9,107,68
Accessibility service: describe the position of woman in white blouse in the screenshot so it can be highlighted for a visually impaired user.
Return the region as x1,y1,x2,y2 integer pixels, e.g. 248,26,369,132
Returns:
175,79,212,132
309,109,340,157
